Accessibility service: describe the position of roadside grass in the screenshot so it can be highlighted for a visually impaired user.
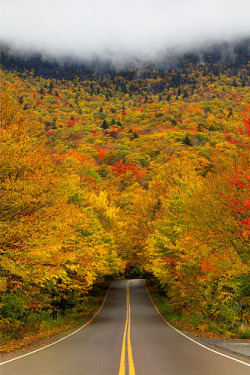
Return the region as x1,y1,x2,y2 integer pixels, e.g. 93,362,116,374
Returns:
0,285,109,353
238,323,250,339
146,283,250,340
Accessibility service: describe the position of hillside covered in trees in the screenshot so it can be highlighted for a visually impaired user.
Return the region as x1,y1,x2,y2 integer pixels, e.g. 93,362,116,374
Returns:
1,41,249,342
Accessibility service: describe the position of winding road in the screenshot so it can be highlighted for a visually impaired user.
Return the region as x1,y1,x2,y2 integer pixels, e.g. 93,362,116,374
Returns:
1,279,249,374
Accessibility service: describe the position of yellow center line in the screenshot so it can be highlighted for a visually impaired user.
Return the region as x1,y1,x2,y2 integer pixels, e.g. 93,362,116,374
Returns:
118,281,136,375
127,301,135,375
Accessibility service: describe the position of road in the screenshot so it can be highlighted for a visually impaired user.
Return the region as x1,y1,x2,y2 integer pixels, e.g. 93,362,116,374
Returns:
1,279,249,375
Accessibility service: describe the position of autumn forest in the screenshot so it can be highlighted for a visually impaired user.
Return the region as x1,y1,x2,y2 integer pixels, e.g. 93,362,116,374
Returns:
0,41,249,345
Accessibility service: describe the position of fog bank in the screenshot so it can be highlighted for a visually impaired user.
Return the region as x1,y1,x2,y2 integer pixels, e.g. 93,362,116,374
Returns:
1,0,250,63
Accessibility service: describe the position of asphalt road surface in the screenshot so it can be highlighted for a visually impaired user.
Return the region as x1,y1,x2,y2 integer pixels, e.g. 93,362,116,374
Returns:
1,279,249,375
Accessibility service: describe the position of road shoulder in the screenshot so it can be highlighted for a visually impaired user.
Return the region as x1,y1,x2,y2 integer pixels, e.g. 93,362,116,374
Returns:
145,282,250,361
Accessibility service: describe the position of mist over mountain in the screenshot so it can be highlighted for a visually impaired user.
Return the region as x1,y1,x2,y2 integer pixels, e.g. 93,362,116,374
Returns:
1,38,249,82
1,0,250,65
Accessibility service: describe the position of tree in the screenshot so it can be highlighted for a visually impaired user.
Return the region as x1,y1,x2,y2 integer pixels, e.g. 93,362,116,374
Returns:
101,119,109,130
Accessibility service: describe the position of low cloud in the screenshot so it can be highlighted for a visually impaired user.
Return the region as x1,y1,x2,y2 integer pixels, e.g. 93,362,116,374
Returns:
1,0,250,63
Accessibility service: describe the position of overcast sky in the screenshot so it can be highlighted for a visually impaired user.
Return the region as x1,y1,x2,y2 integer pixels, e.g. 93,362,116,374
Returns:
1,0,250,62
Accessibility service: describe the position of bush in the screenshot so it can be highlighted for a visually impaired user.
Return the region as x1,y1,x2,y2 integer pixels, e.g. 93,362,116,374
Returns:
238,324,250,339
0,291,27,320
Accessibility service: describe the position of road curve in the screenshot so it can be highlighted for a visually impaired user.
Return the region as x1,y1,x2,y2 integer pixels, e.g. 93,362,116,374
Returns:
1,279,249,375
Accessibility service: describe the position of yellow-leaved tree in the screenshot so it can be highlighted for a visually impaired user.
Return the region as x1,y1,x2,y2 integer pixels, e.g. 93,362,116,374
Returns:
0,92,122,333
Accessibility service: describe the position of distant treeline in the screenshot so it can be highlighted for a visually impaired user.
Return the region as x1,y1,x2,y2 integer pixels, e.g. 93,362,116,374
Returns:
1,38,249,83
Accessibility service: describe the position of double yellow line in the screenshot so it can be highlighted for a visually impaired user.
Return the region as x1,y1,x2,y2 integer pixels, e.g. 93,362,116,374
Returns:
118,280,136,375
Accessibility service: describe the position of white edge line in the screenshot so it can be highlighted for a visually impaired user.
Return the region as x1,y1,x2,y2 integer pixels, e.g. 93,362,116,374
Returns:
144,282,250,367
0,284,111,366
